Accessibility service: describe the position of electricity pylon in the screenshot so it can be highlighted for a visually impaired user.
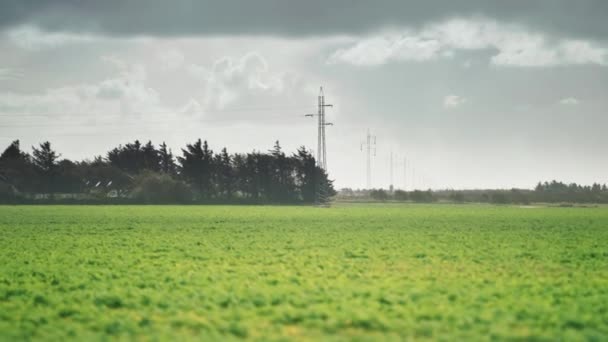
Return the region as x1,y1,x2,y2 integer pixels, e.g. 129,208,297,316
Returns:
403,156,408,191
391,154,408,191
361,129,376,189
389,149,394,192
305,87,333,205
305,87,333,170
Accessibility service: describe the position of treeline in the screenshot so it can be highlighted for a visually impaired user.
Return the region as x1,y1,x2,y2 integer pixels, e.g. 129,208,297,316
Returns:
338,180,608,204
0,139,335,204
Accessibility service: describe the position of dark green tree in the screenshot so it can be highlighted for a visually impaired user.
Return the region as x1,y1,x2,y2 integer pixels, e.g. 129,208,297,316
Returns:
0,140,37,194
159,142,176,174
32,142,61,194
1,140,28,161
269,141,295,202
108,140,160,174
215,147,234,199
141,141,161,172
178,139,214,199
293,147,317,202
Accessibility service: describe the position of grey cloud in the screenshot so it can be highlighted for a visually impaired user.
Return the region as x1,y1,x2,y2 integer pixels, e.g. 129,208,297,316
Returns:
0,68,23,80
327,19,608,67
559,97,580,105
1,0,608,40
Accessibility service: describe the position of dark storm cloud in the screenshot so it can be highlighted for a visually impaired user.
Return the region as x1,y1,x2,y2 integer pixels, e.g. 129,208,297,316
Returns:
1,0,607,40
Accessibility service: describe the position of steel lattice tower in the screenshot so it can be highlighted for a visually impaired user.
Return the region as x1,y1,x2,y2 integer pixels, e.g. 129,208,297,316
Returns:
317,87,332,170
306,87,332,170
361,129,376,189
390,149,394,191
305,87,333,205
403,156,408,191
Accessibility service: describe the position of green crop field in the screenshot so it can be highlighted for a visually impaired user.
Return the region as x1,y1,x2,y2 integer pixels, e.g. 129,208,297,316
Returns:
1,204,607,341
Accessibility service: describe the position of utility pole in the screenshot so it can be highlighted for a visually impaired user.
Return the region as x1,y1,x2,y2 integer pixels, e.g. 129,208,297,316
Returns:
305,87,333,170
361,129,376,189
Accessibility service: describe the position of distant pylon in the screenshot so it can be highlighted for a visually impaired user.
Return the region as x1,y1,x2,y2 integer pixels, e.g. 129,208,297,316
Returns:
361,129,376,189
390,148,394,191
403,156,407,191
412,167,416,190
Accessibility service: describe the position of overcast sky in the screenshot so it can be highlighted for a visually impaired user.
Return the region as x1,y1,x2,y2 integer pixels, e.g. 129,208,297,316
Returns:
1,0,607,189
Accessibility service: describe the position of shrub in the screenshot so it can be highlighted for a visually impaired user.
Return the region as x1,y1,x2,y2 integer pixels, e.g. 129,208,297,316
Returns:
448,191,465,203
394,190,408,201
0,181,17,203
131,172,192,204
410,190,434,203
490,191,509,204
370,189,389,201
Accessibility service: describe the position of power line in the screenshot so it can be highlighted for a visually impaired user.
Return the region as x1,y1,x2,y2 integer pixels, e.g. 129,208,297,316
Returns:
0,113,314,129
0,116,312,140
0,105,318,128
0,105,317,118
0,127,214,139
0,114,49,117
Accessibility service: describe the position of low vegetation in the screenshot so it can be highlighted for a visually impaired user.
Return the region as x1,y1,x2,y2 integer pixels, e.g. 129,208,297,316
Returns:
340,181,608,204
1,204,607,340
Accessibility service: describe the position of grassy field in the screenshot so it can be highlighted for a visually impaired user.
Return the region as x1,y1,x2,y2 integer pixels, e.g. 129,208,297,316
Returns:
0,204,607,341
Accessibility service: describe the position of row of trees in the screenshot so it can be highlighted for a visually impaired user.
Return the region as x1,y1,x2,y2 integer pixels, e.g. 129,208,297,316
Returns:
0,139,335,204
338,182,608,204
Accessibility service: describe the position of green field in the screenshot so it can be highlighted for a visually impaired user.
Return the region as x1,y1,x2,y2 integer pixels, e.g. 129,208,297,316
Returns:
1,205,607,341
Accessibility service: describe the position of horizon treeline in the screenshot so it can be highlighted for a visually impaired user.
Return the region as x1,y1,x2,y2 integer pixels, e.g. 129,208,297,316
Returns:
338,181,608,204
0,139,335,204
